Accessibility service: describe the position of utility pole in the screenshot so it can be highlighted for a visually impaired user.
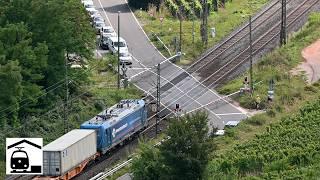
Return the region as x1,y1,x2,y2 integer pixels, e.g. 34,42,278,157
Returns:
192,1,195,46
280,0,287,46
156,63,160,137
249,16,253,94
117,11,121,89
179,8,182,53
201,0,208,46
64,54,69,133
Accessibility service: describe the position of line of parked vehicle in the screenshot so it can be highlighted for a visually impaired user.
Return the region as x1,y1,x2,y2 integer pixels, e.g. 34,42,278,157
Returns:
82,0,133,66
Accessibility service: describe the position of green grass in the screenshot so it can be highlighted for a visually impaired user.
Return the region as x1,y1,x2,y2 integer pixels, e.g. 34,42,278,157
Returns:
206,12,320,178
134,0,269,63
0,56,142,179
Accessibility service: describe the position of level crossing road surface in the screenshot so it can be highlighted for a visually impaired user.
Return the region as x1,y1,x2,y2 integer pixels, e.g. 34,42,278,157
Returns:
93,0,247,129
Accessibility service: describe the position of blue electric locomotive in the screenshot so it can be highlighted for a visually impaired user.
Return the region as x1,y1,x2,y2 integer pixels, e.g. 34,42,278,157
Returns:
80,99,148,153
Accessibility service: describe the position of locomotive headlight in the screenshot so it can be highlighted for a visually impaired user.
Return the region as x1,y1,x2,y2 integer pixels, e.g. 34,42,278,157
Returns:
24,164,27,167
12,164,15,167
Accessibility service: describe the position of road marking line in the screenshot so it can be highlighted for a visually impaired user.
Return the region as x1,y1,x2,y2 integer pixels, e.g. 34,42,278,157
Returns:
216,113,246,116
96,0,245,118
121,0,167,60
131,56,221,119
120,2,245,114
97,0,112,26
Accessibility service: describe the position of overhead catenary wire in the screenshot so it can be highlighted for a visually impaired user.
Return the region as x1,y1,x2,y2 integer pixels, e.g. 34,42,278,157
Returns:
147,0,318,117
0,56,108,120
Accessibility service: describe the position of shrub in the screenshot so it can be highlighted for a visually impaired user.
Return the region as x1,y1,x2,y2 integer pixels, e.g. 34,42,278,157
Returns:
128,0,161,10
304,85,318,93
246,116,267,126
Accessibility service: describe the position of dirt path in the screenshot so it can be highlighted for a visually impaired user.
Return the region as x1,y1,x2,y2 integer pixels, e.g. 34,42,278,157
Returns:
292,39,320,83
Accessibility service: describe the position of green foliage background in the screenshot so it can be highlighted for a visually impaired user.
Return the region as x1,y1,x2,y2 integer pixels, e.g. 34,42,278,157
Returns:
207,98,320,179
0,0,143,178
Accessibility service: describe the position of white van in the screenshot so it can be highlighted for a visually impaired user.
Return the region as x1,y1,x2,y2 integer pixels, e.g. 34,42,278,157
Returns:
107,37,128,54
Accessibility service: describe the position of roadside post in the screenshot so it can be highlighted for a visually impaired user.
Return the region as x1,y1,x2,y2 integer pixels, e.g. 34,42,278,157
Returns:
268,79,274,102
211,27,216,38
159,16,164,36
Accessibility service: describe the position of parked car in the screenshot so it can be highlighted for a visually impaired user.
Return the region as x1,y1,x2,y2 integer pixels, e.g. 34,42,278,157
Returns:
225,121,240,127
90,11,101,23
99,36,110,50
119,51,133,66
93,16,105,27
107,37,128,54
94,21,105,34
214,130,225,136
84,1,94,9
100,26,116,38
86,8,98,18
81,0,93,4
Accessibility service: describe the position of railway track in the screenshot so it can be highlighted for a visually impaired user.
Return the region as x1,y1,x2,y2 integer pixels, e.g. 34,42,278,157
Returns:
150,0,297,100
187,0,285,74
74,110,169,180
201,0,320,88
150,0,320,117
5,175,34,180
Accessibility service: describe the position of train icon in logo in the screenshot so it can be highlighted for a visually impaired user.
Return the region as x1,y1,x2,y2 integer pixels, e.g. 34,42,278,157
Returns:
6,138,43,175
11,147,29,171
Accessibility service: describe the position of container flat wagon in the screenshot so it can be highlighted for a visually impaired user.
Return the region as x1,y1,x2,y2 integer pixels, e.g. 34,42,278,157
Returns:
34,99,148,180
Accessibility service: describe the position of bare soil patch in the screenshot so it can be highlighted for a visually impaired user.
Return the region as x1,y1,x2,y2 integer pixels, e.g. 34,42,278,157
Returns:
291,39,320,83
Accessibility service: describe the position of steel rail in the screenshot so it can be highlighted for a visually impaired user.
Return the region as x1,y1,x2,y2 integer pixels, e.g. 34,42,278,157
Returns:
206,0,320,87
187,0,290,74
187,0,286,72
149,0,317,119
143,0,293,112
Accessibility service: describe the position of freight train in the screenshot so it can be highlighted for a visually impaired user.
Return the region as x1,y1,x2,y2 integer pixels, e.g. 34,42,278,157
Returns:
38,99,148,180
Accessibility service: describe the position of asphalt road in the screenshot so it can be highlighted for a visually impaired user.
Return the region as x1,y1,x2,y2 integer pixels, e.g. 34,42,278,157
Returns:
93,0,247,129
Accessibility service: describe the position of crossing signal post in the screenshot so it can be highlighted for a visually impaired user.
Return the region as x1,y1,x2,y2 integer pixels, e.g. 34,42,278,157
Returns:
268,79,275,102
121,63,128,88
135,53,182,137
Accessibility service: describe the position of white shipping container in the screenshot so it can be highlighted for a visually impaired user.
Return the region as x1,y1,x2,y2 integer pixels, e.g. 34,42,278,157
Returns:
43,129,97,176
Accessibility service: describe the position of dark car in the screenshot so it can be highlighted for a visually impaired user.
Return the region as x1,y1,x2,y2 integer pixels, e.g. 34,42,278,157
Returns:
11,149,29,171
100,36,109,50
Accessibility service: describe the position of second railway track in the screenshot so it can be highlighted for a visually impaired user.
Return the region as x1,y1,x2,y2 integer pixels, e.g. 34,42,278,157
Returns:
201,0,320,88
186,0,319,88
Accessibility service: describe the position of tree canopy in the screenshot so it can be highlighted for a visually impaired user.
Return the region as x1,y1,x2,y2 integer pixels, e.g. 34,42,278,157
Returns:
0,0,95,126
132,111,214,179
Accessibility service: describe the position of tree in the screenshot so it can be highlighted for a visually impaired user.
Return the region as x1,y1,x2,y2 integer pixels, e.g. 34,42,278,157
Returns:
132,111,214,179
160,111,213,179
213,0,218,11
132,143,167,180
0,61,22,127
0,0,95,123
0,23,48,117
128,0,161,10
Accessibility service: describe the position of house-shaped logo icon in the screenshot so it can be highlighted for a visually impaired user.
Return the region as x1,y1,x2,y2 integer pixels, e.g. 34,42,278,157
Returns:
6,138,43,175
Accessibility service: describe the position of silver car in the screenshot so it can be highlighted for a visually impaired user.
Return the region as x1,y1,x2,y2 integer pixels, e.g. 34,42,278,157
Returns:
119,51,133,66
101,26,116,38
94,21,106,34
